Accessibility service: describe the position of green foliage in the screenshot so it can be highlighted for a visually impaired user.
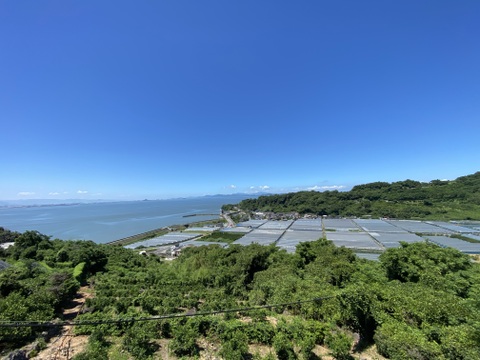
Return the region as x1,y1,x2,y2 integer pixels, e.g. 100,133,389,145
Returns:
436,324,480,360
59,240,108,273
49,271,80,306
122,322,158,359
236,172,480,220
379,241,477,299
11,231,50,260
374,320,444,360
0,234,110,349
221,204,237,211
244,319,275,344
219,330,249,360
380,242,471,283
339,284,379,341
169,319,200,357
0,226,20,244
273,332,297,360
198,231,244,243
72,311,122,336
72,329,110,360
3,228,480,359
73,262,86,283
325,330,352,360
0,260,60,345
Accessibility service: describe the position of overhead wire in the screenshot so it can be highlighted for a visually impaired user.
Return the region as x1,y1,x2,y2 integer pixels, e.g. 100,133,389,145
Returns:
0,294,338,328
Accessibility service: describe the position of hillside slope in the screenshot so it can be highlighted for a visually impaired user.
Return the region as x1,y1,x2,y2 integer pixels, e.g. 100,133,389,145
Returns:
233,172,480,220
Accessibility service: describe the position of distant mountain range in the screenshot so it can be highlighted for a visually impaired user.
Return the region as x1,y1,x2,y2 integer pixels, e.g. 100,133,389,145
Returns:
0,193,263,208
0,199,112,208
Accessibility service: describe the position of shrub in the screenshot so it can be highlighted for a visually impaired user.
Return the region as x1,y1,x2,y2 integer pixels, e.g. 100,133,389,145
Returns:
273,332,297,360
122,322,158,359
374,321,443,360
325,330,352,360
170,321,199,357
220,330,249,360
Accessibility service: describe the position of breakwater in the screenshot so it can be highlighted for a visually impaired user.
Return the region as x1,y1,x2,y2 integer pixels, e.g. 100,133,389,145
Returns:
106,227,171,246
183,213,219,218
106,217,224,246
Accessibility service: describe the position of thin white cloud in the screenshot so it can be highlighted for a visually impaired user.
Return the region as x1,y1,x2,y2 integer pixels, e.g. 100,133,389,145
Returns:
306,185,346,191
49,192,60,195
18,191,35,196
323,185,345,190
77,190,88,194
248,185,271,192
229,185,236,189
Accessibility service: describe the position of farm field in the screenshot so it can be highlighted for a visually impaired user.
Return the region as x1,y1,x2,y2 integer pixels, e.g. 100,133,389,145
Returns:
126,218,480,258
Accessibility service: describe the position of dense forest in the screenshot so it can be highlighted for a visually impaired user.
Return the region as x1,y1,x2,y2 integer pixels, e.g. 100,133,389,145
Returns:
2,227,480,359
229,172,480,220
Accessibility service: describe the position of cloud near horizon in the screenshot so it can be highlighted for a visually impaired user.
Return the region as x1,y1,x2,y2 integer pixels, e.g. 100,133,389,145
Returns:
306,185,346,191
77,190,88,194
18,191,35,196
249,185,270,192
49,192,60,195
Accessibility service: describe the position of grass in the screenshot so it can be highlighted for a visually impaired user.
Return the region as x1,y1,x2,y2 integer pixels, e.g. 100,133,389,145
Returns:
198,231,244,244
38,261,54,271
450,234,480,244
73,262,86,282
186,218,226,227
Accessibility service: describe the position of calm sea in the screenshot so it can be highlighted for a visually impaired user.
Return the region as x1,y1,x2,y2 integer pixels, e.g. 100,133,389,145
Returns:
0,195,251,243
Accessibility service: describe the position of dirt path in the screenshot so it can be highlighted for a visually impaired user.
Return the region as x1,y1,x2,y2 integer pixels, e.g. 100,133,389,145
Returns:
32,287,93,360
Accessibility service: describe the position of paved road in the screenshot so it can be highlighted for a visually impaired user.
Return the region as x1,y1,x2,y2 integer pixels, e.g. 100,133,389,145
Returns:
222,213,236,227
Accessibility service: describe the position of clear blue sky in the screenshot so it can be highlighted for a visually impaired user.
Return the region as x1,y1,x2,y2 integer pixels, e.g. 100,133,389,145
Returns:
1,1,479,200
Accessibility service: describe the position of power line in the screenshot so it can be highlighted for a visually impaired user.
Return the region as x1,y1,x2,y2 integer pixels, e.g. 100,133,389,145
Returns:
0,294,337,328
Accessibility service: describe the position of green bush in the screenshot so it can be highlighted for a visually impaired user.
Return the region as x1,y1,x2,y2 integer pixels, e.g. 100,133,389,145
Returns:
325,330,352,360
220,330,249,360
273,332,297,360
170,320,200,357
122,322,158,359
374,321,443,360
245,320,275,344
72,329,110,360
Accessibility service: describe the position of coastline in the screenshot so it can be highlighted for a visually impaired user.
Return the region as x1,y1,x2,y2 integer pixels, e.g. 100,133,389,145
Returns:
0,195,255,244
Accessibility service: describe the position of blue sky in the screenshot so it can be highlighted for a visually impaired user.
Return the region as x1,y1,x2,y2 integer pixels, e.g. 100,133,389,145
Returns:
1,1,479,200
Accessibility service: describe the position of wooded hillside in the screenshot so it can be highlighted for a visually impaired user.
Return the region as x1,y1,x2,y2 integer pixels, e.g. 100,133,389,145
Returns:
233,172,480,220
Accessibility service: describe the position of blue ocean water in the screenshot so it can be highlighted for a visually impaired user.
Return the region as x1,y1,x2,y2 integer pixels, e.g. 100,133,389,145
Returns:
0,195,251,243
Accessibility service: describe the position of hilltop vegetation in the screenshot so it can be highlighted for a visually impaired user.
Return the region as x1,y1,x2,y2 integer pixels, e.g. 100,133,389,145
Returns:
230,172,480,220
2,228,480,359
